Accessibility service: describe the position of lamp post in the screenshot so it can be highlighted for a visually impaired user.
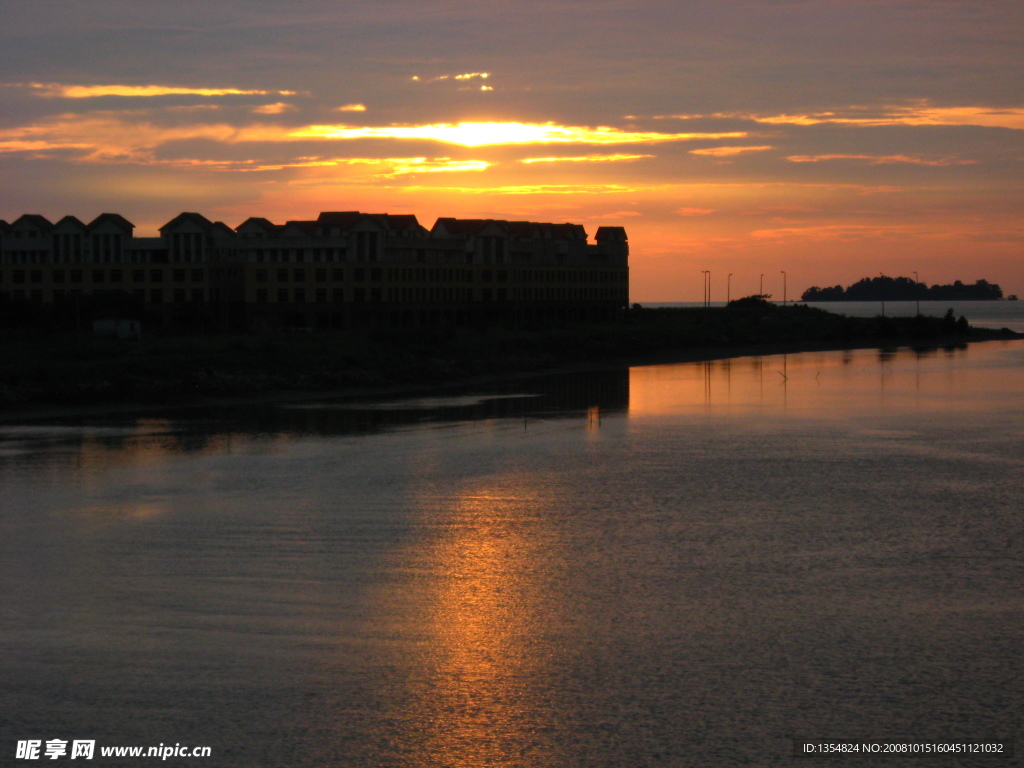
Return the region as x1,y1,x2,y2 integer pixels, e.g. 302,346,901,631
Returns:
913,271,921,316
727,273,733,304
781,270,787,306
701,270,708,307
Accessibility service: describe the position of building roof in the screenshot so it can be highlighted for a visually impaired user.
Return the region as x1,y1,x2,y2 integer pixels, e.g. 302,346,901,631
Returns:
434,218,587,240
53,215,88,231
595,226,628,241
236,216,278,234
87,213,134,233
282,219,320,236
432,218,511,236
159,212,216,233
11,214,54,232
316,211,424,234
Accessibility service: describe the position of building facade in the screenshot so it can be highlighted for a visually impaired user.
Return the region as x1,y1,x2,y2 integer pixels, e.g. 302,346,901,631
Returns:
0,211,628,329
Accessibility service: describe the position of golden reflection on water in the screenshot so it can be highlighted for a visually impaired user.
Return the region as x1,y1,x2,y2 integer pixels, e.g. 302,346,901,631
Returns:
626,345,1021,419
410,483,558,768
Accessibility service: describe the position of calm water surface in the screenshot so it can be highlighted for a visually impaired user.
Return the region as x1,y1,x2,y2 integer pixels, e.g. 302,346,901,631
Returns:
656,300,1024,332
2,342,1022,767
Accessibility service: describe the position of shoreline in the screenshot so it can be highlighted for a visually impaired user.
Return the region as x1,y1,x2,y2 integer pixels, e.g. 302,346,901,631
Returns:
3,329,1019,425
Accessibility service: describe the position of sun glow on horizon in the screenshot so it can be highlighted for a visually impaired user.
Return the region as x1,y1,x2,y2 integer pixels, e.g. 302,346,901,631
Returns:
289,121,746,147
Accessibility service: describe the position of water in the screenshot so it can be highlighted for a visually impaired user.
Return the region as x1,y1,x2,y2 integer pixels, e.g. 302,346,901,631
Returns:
2,342,1023,767
649,300,1024,332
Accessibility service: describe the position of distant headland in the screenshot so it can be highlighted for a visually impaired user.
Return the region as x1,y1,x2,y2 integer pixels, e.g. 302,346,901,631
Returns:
802,276,1004,302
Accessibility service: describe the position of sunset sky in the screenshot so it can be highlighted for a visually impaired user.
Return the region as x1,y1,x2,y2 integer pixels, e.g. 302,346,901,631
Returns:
2,0,1021,301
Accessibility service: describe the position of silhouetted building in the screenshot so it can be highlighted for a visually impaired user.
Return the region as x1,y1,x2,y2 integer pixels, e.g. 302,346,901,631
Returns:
0,210,628,329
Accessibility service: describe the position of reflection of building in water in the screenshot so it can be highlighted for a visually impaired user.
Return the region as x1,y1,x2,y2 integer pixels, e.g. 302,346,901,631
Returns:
0,211,628,329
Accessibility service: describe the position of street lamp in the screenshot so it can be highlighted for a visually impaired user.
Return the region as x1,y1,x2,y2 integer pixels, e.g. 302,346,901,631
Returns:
727,273,733,304
781,270,787,306
701,270,708,307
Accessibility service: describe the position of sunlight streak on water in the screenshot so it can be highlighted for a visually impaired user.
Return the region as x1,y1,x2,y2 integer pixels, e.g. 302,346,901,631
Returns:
1,341,1022,766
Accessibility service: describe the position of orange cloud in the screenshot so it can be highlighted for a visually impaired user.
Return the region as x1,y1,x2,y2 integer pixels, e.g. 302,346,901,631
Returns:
786,154,975,166
690,145,774,157
23,83,296,98
520,153,654,164
252,102,296,115
412,72,490,83
335,104,367,112
733,105,1024,131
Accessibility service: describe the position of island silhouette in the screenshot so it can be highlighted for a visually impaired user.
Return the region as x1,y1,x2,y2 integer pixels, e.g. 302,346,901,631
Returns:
802,276,1003,302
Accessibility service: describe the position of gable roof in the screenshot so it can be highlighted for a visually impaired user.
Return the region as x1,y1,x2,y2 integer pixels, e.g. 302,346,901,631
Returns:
87,213,134,233
316,211,424,235
11,214,54,232
282,219,319,236
54,215,88,231
159,212,216,233
236,216,279,234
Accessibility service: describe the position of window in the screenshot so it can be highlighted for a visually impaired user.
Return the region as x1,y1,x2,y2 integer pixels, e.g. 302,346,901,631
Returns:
293,288,305,303
150,289,163,303
191,269,203,281
370,268,382,282
277,269,288,282
332,288,344,302
332,268,344,281
70,270,82,284
315,268,327,282
173,269,186,282
354,268,365,282
150,269,163,282
133,270,145,282
256,269,267,283
174,288,187,303
277,288,288,302
53,270,65,284
293,269,305,282
354,288,365,302
110,270,123,283
191,289,204,302
13,270,25,284
256,289,268,302
30,270,43,283
92,270,105,283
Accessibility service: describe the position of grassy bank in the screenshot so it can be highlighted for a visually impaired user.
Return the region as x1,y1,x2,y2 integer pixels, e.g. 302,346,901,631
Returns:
1,303,1019,412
